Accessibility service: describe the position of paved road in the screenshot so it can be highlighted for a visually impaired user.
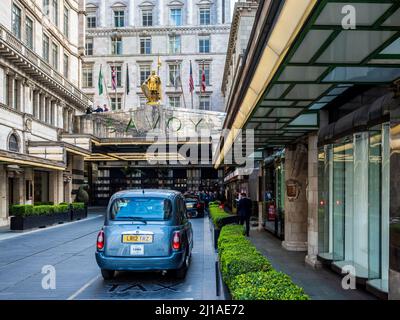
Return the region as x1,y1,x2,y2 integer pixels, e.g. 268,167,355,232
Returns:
0,209,220,300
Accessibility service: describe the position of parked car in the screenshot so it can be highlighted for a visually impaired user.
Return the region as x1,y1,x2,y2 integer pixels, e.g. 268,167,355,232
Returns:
184,197,204,218
184,194,205,217
95,189,193,280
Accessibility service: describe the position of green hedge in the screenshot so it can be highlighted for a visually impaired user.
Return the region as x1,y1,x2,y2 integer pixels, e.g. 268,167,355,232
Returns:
72,202,85,210
218,224,309,300
10,202,82,217
209,205,231,229
230,271,309,300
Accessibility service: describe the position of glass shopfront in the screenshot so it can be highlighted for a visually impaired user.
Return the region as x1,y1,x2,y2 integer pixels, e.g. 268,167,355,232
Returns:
318,123,390,292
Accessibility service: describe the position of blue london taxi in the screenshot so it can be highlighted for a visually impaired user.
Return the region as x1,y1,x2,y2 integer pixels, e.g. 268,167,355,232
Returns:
95,189,193,280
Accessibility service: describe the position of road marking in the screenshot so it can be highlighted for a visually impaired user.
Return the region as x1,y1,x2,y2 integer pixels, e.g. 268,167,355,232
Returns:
67,274,101,300
0,215,103,242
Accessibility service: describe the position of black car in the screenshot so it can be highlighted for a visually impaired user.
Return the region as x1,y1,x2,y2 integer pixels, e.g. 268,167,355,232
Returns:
184,197,204,218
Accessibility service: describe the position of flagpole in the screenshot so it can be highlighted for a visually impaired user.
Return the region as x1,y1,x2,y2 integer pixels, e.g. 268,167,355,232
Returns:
101,64,112,109
123,63,128,110
180,78,187,109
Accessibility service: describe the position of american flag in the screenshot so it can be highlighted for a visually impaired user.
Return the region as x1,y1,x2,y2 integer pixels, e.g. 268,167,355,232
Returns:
201,63,206,93
189,61,194,93
111,66,117,90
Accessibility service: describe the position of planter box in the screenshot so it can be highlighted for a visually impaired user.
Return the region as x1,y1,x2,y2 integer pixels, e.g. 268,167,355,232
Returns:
10,211,70,231
217,261,232,300
71,207,87,221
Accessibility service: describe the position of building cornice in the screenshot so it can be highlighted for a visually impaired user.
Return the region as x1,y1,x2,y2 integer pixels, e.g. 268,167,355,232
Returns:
86,25,231,37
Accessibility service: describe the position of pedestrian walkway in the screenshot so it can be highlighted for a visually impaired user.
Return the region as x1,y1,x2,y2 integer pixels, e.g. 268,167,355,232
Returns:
0,207,104,242
249,227,377,300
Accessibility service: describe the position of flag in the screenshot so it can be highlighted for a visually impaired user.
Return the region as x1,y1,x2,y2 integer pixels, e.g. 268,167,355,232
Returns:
98,65,103,95
201,63,206,93
111,66,117,90
126,64,130,95
189,61,194,93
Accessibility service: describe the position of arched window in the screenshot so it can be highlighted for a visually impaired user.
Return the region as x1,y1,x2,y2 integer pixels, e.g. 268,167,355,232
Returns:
8,133,19,152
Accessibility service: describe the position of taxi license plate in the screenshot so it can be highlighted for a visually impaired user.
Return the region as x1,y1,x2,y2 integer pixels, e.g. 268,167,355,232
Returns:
122,234,153,243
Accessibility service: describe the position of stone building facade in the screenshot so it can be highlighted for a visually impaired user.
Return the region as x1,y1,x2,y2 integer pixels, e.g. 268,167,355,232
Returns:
82,0,235,112
0,0,90,226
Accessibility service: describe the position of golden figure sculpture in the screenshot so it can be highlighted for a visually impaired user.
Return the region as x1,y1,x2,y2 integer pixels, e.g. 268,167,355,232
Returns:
141,70,162,105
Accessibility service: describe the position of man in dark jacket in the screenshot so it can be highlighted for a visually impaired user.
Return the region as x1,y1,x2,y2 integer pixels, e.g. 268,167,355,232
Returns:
237,192,252,236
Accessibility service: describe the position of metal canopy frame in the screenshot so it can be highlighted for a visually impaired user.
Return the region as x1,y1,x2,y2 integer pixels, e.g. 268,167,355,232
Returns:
245,0,400,149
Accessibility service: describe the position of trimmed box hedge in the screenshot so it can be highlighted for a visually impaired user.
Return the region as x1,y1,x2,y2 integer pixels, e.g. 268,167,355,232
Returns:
230,271,309,300
9,202,87,230
218,224,309,300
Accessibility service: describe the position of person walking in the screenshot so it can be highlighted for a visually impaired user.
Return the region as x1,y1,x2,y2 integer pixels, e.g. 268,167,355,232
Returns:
238,192,252,237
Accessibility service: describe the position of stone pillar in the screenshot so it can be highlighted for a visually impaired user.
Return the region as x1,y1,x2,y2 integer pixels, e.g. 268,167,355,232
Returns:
99,0,106,27
72,155,85,201
129,0,135,26
305,133,322,267
159,0,164,25
49,171,64,204
7,71,14,109
282,144,308,251
0,165,8,227
40,92,45,122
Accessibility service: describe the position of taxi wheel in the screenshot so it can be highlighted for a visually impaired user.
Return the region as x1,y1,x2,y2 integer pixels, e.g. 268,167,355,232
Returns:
175,250,190,279
101,269,115,280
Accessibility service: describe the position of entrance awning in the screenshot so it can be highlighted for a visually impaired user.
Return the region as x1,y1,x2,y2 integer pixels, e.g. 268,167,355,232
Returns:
215,0,400,168
0,150,65,171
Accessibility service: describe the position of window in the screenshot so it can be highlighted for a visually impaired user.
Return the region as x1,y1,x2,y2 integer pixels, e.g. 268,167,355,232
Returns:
142,9,153,26
111,36,123,55
139,65,151,84
168,64,181,87
198,63,210,85
43,34,50,62
87,15,96,28
8,133,19,152
82,65,93,87
25,17,34,49
114,10,125,27
140,37,151,54
199,8,211,25
170,8,182,26
12,4,22,39
111,96,122,110
43,0,50,15
52,0,59,26
85,38,93,55
199,36,210,53
111,65,122,87
199,96,210,110
63,54,69,78
52,42,59,70
169,35,181,54
63,6,69,38
169,96,181,108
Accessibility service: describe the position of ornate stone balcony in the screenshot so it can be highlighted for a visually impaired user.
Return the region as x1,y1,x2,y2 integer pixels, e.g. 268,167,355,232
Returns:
0,23,90,111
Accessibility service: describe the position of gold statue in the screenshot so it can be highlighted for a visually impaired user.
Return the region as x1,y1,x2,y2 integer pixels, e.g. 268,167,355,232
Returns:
141,70,162,105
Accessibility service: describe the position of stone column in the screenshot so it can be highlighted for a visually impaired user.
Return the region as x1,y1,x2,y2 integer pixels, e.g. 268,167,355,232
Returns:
49,171,64,204
40,92,45,122
129,0,135,26
6,71,15,109
305,133,322,267
99,0,106,27
159,0,164,25
282,144,308,251
0,165,8,227
72,155,85,201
